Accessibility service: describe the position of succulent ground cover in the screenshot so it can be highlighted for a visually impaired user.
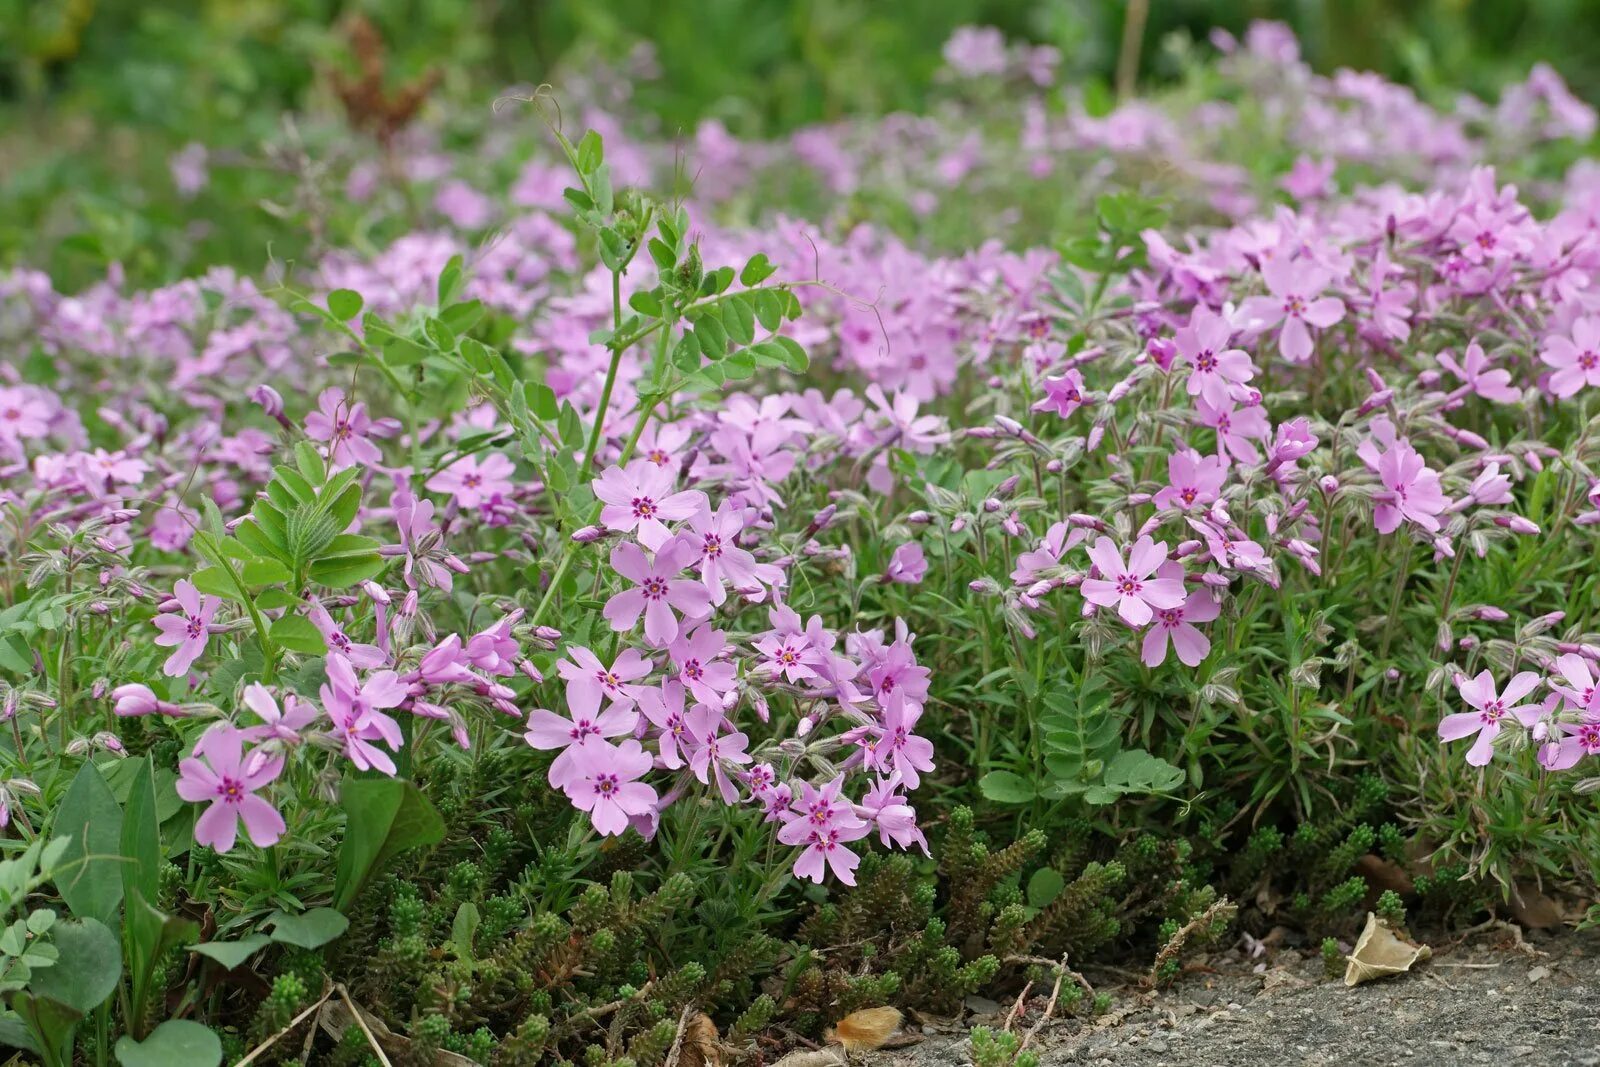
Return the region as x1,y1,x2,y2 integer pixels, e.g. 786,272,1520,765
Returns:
0,18,1598,1067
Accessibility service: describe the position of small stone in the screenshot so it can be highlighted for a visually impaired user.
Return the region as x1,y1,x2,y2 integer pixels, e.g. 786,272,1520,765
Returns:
1526,965,1550,983
1145,1037,1169,1054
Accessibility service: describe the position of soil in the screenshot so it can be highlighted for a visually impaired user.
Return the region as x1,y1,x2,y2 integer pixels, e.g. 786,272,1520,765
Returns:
859,925,1600,1066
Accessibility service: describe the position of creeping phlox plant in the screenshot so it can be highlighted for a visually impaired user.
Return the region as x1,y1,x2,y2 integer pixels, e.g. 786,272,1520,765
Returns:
3,16,1600,1065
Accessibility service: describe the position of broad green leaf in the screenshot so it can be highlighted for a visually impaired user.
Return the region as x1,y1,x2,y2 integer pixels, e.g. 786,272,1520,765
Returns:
327,289,363,322
188,934,271,971
1026,868,1065,909
977,770,1036,805
52,764,123,925
119,758,160,909
29,918,120,1013
332,778,444,913
264,908,348,949
269,615,327,656
114,1019,222,1067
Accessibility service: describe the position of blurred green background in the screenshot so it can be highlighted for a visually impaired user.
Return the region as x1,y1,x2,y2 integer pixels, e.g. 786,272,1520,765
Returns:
2,0,1597,284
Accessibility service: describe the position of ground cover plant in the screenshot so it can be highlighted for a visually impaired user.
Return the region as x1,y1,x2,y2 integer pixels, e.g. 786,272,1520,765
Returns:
0,16,1598,1066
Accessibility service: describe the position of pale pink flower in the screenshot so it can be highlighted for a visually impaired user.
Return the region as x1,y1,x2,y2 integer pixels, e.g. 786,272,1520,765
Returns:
1239,256,1346,363
427,453,516,509
1439,670,1543,766
176,724,285,853
604,536,712,647
1140,562,1220,667
153,580,217,678
1080,536,1186,627
1541,317,1600,398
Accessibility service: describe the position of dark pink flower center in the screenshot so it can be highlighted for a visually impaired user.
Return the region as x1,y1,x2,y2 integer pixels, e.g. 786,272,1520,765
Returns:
1180,487,1198,505
185,615,205,639
593,773,619,796
462,473,482,489
1195,350,1218,373
631,495,658,519
1115,574,1142,596
647,449,669,465
1159,608,1185,629
1481,701,1505,725
702,534,723,558
1283,295,1307,317
571,718,599,741
1579,725,1600,753
682,659,703,680
1579,351,1598,371
596,670,620,690
217,777,245,804
642,577,668,600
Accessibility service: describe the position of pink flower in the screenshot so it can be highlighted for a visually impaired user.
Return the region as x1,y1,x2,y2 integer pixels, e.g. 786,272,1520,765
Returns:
1540,718,1600,771
1549,652,1599,711
524,702,638,787
1439,670,1543,766
426,452,516,510
176,724,286,853
856,774,928,855
778,777,871,885
1358,423,1449,534
604,536,712,647
555,645,652,717
1239,256,1346,363
153,579,218,678
684,501,783,604
685,705,752,803
304,387,382,469
1152,449,1228,511
636,681,695,769
667,624,738,706
321,653,407,776
307,602,386,668
388,483,454,592
465,609,522,676
562,739,657,836
870,689,935,789
1194,396,1270,464
1080,536,1186,627
1540,317,1600,398
1011,521,1085,585
240,682,320,744
592,460,707,550
1139,562,1220,667
0,387,53,442
885,542,927,584
112,683,182,718
1032,369,1088,419
1174,308,1254,406
1439,341,1520,404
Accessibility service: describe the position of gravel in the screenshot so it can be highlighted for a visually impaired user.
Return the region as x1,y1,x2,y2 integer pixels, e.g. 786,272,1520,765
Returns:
860,927,1600,1066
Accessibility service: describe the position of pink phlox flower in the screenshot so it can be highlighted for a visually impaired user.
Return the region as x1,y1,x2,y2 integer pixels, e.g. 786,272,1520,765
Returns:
1238,255,1346,363
872,688,936,789
1080,536,1186,627
593,459,707,550
668,623,739,706
304,387,382,469
604,535,713,648
1357,420,1450,533
885,542,927,584
1187,515,1269,575
685,500,784,604
753,605,822,684
525,701,639,788
1439,669,1543,766
240,682,320,744
636,680,695,770
176,723,286,853
777,776,871,885
1540,717,1600,771
1153,448,1229,511
465,608,523,676
556,645,652,717
1032,368,1089,419
388,483,453,591
153,579,218,678
1439,341,1521,403
1194,395,1270,464
320,653,407,776
307,601,386,668
1011,521,1085,585
685,704,752,804
864,384,950,452
562,738,658,836
426,452,516,510
1540,316,1600,398
1548,652,1599,712
1139,561,1221,667
1174,306,1255,405
415,634,479,685
855,773,929,855
1365,247,1415,343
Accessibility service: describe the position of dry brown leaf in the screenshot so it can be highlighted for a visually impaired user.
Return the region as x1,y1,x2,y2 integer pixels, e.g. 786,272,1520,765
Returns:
1508,882,1566,929
1344,912,1431,987
677,1012,720,1067
825,1006,903,1052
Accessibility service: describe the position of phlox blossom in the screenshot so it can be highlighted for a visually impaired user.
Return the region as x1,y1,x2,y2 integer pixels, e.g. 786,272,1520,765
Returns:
1080,536,1186,627
1139,562,1220,667
1439,670,1543,766
592,460,707,550
176,724,285,853
603,536,712,647
562,738,657,836
426,452,516,509
1239,255,1346,363
153,579,217,678
778,777,871,885
1540,316,1600,398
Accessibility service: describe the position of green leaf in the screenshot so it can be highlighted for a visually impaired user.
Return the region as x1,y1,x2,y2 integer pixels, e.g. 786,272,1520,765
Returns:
293,441,327,486
739,253,776,286
240,558,293,587
449,903,479,961
115,1019,222,1067
308,553,385,589
438,299,484,336
772,336,809,373
30,918,120,1014
264,908,349,949
52,764,123,925
332,778,445,913
695,314,727,359
327,289,363,322
424,317,457,352
187,567,242,602
119,758,161,911
188,935,271,971
978,771,1037,805
1026,868,1065,909
383,336,429,368
123,895,198,1039
436,254,466,307
269,615,327,656
722,296,756,345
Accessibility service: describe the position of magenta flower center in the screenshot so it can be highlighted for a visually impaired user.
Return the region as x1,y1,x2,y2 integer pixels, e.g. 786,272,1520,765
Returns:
776,646,801,666
647,449,669,465
702,534,724,558
334,420,352,440
1579,350,1598,371
570,718,599,741
2,408,19,421
217,777,245,804
1481,700,1505,724
1195,350,1218,373
1115,574,1142,596
1579,725,1600,753
595,669,620,690
631,495,658,519
593,773,619,796
1180,486,1198,505
682,659,703,680
1283,294,1307,317
185,614,205,639
462,473,482,489
642,577,668,600
1159,607,1185,629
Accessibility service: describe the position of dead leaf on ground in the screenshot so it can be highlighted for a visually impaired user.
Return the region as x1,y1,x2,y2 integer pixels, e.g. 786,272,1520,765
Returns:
826,1006,903,1052
770,1051,847,1067
1354,853,1414,897
1508,882,1569,929
677,1012,720,1067
1344,912,1431,987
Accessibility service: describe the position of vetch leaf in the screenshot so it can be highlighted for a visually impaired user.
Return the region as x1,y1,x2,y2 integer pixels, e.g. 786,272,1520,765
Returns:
265,908,349,949
114,1019,223,1067
188,934,271,971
